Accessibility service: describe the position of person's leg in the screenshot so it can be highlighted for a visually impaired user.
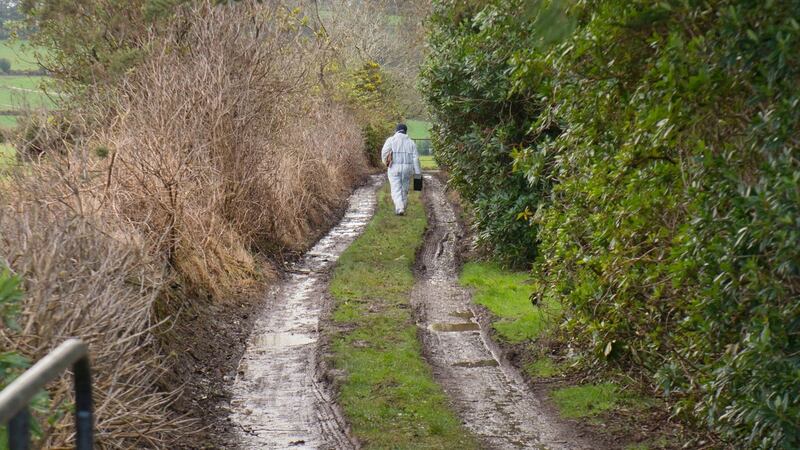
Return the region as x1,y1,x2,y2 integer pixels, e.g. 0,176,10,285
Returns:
400,169,411,211
388,169,404,214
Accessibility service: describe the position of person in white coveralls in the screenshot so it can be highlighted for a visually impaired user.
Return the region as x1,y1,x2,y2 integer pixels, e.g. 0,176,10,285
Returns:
381,123,422,215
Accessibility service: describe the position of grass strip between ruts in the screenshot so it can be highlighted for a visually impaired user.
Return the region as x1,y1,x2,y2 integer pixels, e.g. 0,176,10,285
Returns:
329,185,478,449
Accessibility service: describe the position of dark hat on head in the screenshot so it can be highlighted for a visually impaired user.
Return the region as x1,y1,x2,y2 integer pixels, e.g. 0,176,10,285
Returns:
396,123,408,134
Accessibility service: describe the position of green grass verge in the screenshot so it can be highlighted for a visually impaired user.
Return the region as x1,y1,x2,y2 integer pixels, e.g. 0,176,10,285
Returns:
0,40,43,72
525,357,561,378
551,383,624,419
458,262,679,445
552,382,655,422
419,155,438,170
550,383,650,419
406,119,431,140
330,185,478,449
460,262,561,343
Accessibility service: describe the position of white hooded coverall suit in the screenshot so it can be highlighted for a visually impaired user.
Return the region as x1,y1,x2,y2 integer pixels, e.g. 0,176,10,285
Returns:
381,132,422,214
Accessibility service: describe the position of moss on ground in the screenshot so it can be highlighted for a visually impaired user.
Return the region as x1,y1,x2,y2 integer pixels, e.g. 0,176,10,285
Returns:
524,357,563,378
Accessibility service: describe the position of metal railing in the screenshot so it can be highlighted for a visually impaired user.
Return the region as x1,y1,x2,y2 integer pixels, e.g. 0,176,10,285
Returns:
0,339,93,450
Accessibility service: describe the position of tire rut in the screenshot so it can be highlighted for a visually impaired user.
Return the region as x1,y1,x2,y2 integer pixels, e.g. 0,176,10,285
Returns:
229,175,382,450
413,174,592,450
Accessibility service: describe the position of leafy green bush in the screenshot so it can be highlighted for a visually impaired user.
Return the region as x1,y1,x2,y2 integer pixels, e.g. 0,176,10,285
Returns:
420,0,570,267
530,3,800,446
0,269,54,442
0,268,23,331
422,0,800,446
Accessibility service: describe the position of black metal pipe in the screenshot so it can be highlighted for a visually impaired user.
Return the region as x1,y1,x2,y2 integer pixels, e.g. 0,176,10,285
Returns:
0,340,93,449
8,408,29,450
73,357,93,450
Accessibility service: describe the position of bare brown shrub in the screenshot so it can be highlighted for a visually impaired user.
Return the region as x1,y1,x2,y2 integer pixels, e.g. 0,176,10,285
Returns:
103,1,369,295
0,150,192,448
0,1,370,447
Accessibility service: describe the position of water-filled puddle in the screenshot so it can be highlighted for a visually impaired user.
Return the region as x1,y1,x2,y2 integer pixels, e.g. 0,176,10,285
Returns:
449,310,475,320
452,359,499,368
254,333,315,348
430,322,480,332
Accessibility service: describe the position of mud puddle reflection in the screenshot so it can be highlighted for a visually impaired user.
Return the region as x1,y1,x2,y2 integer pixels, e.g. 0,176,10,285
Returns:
450,310,475,320
429,322,481,332
229,176,382,450
253,333,315,348
452,359,500,368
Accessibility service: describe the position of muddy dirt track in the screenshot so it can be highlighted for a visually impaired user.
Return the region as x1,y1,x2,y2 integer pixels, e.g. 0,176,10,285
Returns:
228,172,590,449
229,175,382,450
412,174,592,450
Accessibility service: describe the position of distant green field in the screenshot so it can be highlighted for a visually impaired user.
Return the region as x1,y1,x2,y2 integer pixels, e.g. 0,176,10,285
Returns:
0,41,54,124
0,76,54,110
407,119,431,140
420,155,438,170
0,40,43,72
0,143,15,167
0,115,18,128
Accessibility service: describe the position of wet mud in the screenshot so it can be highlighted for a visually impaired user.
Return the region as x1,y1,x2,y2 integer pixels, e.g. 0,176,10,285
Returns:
413,174,593,450
229,175,382,450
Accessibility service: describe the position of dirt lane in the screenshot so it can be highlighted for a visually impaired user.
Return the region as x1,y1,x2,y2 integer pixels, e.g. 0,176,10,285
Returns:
413,173,592,450
229,175,382,450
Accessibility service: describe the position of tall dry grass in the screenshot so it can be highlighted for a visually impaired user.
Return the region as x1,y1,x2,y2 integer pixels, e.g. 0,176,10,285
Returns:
0,1,370,447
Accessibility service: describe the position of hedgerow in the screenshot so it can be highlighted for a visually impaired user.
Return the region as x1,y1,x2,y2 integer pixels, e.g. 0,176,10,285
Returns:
419,0,566,266
421,0,800,447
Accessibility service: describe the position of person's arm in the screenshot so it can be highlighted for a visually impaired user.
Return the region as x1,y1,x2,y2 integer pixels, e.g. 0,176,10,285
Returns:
412,141,422,175
381,137,393,167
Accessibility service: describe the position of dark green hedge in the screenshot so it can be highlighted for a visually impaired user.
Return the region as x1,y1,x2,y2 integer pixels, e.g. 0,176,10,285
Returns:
420,0,564,266
421,0,800,447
